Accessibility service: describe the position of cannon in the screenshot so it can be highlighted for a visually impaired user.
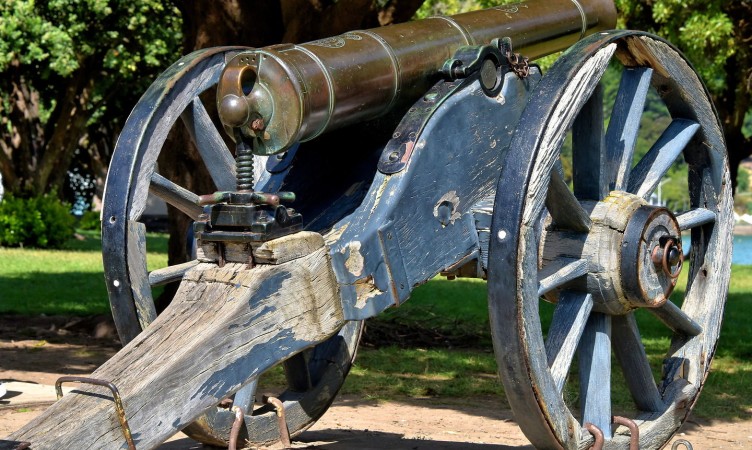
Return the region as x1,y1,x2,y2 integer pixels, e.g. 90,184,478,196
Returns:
3,0,733,448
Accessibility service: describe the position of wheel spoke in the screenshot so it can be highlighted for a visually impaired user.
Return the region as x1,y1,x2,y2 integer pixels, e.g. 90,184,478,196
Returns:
578,312,612,438
233,379,259,413
572,83,606,200
283,352,313,392
149,172,203,220
545,170,591,233
612,313,665,412
181,98,237,191
538,258,588,297
545,291,593,392
676,208,716,231
648,301,702,336
604,67,654,191
628,119,700,199
148,260,200,287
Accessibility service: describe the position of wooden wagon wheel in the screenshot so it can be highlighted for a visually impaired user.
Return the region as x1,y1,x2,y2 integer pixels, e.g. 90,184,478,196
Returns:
487,31,732,449
101,47,362,447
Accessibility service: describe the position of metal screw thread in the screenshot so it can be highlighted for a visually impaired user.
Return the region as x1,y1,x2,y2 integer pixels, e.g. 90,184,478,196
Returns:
234,129,254,191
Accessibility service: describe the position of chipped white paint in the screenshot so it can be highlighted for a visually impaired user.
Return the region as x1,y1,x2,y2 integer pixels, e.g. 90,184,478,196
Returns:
433,191,462,226
344,241,365,276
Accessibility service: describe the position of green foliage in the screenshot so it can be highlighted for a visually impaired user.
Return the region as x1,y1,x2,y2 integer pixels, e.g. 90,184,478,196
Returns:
0,0,181,79
414,0,515,20
738,167,751,193
615,0,735,94
77,209,101,231
0,193,75,248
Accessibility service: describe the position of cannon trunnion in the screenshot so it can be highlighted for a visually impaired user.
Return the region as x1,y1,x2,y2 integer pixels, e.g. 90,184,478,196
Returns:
3,1,732,449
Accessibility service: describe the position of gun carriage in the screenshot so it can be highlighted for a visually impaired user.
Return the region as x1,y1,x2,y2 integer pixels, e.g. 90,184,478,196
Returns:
3,0,732,449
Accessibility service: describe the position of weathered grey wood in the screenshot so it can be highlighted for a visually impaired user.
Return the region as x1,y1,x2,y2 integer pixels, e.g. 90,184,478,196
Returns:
628,119,700,199
253,232,326,265
149,172,203,220
545,291,593,392
148,260,200,287
127,221,158,328
604,67,653,191
488,44,616,449
538,258,588,297
181,98,236,191
676,207,716,231
232,379,258,413
612,313,665,412
649,300,702,336
10,239,344,450
545,169,592,233
578,312,612,439
572,83,605,200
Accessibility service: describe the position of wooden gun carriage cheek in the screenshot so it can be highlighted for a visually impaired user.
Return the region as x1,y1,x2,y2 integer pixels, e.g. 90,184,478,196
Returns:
5,0,733,449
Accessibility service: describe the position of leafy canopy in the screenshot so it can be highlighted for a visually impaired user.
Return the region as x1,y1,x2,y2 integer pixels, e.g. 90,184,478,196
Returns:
615,0,735,94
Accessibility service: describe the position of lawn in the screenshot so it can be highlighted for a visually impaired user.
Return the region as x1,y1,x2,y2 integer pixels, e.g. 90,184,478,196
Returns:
0,230,168,315
1,233,750,420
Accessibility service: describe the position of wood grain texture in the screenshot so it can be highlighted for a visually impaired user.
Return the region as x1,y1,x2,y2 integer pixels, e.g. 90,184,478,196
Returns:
254,231,325,265
628,118,699,199
578,312,612,438
127,221,157,328
649,299,702,336
180,98,236,191
545,291,593,392
604,67,653,191
612,313,665,412
148,260,200,287
9,245,344,450
546,169,591,233
676,208,715,231
537,258,588,297
572,83,605,201
149,172,203,220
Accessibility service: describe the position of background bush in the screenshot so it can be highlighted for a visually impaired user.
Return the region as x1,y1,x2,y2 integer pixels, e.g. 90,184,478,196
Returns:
77,210,101,231
0,193,75,248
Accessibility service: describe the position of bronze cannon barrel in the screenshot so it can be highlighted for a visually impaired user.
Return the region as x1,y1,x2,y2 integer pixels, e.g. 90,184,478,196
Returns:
218,0,617,155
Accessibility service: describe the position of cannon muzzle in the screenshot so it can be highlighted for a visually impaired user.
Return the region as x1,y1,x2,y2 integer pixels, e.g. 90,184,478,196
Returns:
217,0,616,155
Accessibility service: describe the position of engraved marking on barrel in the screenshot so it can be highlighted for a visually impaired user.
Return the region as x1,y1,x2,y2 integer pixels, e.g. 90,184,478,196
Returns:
308,33,362,49
494,3,528,18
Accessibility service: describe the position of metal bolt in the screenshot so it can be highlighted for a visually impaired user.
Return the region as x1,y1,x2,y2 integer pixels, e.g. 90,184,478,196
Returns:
388,151,400,162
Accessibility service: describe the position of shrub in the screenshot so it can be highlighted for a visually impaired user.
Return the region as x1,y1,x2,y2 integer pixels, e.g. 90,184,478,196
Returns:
0,193,75,248
77,210,101,231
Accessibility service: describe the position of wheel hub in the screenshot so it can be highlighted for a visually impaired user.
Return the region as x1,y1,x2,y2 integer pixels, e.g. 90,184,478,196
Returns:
620,203,683,308
541,191,684,314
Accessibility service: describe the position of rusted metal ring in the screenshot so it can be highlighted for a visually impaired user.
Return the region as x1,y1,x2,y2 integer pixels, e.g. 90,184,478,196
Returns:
662,238,684,279
672,438,694,450
263,395,292,448
228,406,245,450
584,422,604,450
55,376,136,450
612,416,639,450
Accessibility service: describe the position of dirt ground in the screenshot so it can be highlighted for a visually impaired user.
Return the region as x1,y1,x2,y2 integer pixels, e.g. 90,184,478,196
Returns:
1,316,751,449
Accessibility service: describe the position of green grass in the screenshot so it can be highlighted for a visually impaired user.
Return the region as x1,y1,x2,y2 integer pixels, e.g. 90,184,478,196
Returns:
0,230,168,315
1,236,750,420
347,271,752,420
